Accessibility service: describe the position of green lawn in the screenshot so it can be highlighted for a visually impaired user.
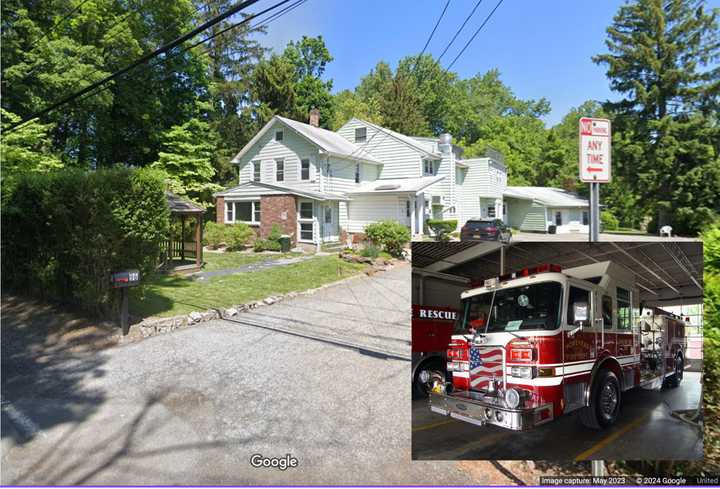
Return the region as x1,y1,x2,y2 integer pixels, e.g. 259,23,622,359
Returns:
201,250,302,272
130,255,366,318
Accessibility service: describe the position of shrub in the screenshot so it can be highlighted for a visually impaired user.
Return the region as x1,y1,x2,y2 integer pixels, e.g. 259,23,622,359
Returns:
204,221,226,249
359,243,380,259
1,167,170,316
253,239,282,252
268,223,283,241
364,220,410,257
601,210,619,231
427,219,458,241
225,223,254,250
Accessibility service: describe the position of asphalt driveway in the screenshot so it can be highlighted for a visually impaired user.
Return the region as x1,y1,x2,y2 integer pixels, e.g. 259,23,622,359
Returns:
1,264,485,485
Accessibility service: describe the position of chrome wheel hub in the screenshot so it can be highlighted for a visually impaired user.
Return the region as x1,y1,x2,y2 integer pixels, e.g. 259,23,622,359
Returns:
600,383,618,418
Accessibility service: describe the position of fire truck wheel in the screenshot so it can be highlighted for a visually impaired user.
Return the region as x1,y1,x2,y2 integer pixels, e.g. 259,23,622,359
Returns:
413,359,446,399
579,369,621,430
666,354,684,388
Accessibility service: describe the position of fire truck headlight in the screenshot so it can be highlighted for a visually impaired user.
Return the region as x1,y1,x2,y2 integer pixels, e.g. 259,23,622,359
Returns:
504,388,521,409
511,366,535,378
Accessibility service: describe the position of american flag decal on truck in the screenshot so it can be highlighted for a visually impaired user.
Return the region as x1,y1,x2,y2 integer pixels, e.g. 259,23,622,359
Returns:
469,346,504,390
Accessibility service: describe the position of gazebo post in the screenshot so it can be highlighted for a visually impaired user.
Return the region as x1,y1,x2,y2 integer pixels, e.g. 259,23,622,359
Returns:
196,214,203,267
181,215,186,262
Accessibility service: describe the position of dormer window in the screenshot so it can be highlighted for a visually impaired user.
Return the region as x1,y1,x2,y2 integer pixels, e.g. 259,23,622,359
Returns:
355,127,367,143
423,159,435,176
275,130,283,141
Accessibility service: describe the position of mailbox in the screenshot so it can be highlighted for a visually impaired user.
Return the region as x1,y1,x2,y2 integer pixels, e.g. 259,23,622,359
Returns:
111,270,141,288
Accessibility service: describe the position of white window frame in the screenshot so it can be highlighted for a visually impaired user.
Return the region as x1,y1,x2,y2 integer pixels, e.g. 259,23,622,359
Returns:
423,159,435,176
355,127,367,143
300,158,311,181
252,160,261,182
297,199,315,243
226,200,261,225
275,158,284,182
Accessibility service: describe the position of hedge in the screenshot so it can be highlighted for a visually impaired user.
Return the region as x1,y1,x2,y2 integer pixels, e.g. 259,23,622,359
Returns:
427,219,458,241
1,167,170,316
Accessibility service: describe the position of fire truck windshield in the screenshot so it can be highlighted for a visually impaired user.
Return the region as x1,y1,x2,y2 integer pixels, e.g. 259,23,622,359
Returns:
457,281,563,333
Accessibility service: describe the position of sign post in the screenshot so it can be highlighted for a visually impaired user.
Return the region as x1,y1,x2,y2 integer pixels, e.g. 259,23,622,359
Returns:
579,117,611,242
111,270,141,335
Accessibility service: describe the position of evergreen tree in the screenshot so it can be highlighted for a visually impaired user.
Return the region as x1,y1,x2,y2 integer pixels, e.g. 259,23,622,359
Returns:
252,36,335,127
594,0,720,233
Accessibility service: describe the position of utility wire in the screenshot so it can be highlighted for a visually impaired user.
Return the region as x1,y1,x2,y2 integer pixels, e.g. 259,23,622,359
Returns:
67,0,307,109
445,0,504,72
29,0,93,48
436,0,483,63
6,0,281,132
411,0,451,73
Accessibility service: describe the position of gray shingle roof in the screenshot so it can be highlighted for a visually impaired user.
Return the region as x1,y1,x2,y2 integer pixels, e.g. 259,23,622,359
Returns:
504,186,589,208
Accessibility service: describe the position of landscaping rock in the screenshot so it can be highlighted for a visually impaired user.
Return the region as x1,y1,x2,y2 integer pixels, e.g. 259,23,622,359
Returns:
263,297,276,305
189,311,202,323
225,307,238,317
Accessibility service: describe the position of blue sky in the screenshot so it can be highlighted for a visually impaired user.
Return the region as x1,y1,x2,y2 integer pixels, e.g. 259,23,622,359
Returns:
253,0,720,126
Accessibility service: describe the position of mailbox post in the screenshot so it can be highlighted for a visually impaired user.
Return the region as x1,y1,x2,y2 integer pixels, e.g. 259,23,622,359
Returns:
110,269,141,335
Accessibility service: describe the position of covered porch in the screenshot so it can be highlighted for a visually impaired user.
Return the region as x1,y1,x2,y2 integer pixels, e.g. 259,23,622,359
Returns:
162,192,204,272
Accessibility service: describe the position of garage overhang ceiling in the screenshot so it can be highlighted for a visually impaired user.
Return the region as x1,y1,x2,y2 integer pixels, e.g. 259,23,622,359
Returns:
412,241,703,307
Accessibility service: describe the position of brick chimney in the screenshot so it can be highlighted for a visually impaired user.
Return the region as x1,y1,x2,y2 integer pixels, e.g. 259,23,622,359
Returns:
309,108,320,127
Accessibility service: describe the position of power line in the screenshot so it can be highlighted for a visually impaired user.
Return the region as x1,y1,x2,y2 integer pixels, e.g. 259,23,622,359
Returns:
436,0,483,63
30,0,93,48
445,0,504,72
411,0,451,73
68,0,307,110
6,0,283,132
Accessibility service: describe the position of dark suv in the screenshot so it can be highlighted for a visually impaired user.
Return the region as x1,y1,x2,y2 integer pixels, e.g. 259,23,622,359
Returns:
460,219,511,243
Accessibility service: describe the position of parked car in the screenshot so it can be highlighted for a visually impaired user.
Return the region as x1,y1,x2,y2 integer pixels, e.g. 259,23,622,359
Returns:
460,219,511,243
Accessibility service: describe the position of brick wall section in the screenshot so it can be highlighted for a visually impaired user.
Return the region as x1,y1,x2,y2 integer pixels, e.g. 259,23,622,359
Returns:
260,195,297,244
216,197,224,224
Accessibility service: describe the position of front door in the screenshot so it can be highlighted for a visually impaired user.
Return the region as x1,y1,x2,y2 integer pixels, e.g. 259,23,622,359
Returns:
321,203,338,242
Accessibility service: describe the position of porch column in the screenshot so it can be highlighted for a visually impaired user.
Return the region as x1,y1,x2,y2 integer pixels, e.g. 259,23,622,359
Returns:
195,214,203,267
180,215,186,262
410,195,417,236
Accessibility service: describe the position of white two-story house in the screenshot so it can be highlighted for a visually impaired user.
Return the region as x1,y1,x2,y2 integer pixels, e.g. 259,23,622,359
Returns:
213,110,588,246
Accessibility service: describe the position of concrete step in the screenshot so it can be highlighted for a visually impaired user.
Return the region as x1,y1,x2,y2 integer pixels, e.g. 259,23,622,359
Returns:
320,242,344,252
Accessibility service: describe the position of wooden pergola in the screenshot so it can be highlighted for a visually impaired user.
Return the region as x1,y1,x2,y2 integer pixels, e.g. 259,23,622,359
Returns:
164,192,204,272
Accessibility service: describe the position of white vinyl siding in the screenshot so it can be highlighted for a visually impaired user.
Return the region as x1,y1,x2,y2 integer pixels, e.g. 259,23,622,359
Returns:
236,120,318,191
346,195,410,233
458,158,507,225
336,119,424,179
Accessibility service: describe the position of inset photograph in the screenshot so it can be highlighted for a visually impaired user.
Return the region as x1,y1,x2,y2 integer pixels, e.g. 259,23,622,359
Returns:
411,240,703,461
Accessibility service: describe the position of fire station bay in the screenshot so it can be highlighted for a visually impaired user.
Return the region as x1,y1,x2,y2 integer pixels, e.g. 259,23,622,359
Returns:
411,240,704,461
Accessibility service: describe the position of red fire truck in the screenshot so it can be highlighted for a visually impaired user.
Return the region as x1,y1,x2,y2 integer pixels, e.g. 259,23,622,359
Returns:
429,261,686,430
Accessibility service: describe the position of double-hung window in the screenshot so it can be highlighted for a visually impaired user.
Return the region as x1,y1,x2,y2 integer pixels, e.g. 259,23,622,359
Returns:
301,159,310,180
355,127,367,143
355,164,360,183
226,201,261,224
423,159,435,176
252,160,261,182
298,201,314,242
276,159,284,182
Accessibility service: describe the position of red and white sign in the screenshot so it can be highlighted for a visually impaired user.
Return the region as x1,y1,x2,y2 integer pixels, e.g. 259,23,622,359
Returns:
579,117,611,183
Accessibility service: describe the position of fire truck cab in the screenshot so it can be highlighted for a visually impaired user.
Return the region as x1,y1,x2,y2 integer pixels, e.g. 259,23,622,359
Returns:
429,261,686,431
